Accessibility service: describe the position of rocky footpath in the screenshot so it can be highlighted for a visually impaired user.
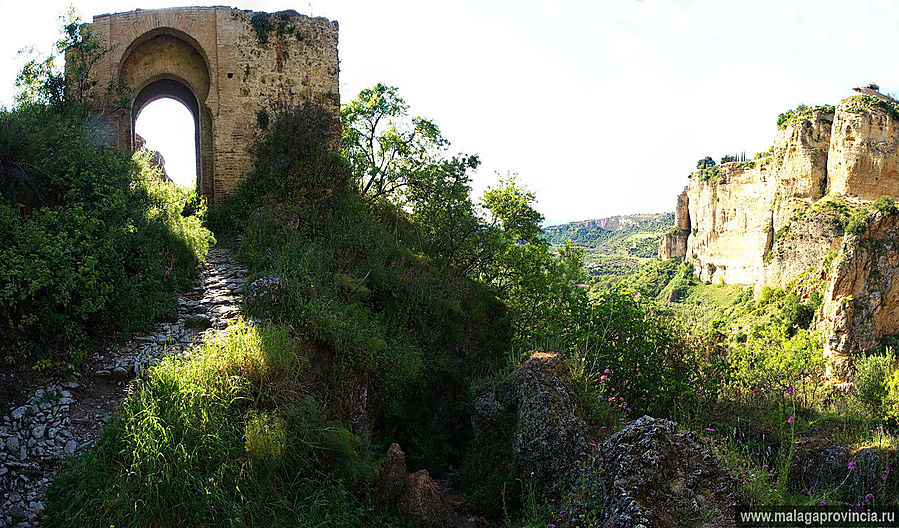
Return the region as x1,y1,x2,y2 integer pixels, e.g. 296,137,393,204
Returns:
0,247,247,527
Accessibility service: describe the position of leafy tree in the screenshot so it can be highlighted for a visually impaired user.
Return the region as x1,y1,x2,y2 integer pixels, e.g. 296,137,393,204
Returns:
478,176,586,343
403,155,483,269
720,154,735,164
341,83,451,204
15,49,63,107
696,156,716,169
481,174,545,246
341,84,485,271
15,8,111,107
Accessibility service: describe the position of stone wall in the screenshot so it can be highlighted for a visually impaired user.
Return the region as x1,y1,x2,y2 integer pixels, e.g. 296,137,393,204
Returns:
71,7,339,201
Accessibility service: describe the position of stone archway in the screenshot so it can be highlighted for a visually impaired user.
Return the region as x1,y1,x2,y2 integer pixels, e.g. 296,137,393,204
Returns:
120,29,212,195
71,6,341,202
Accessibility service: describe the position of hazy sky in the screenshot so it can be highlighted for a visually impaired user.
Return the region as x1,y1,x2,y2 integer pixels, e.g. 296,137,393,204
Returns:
3,1,899,225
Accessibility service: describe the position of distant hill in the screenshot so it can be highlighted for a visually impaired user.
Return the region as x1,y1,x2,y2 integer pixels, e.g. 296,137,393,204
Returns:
544,212,674,286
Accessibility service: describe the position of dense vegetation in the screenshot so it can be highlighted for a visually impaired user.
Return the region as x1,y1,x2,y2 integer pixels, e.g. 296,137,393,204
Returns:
776,103,835,129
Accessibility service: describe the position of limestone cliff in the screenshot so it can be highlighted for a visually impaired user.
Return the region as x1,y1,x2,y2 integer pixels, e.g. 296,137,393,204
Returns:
678,107,834,285
660,93,899,373
657,189,689,260
818,211,899,377
828,97,899,200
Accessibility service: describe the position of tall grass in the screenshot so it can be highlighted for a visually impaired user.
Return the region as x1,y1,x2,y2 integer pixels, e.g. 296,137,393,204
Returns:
45,320,398,527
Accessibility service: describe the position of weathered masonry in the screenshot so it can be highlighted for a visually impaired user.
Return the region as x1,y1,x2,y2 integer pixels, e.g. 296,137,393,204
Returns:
72,6,339,201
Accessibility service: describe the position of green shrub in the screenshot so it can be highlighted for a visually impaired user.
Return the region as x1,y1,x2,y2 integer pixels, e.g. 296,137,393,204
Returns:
886,369,899,420
0,105,213,366
693,165,721,183
873,195,899,216
565,290,727,420
776,104,835,129
617,258,682,299
244,410,287,462
658,262,697,302
781,293,815,332
855,349,895,416
846,209,871,235
777,104,809,128
237,188,509,471
250,12,274,44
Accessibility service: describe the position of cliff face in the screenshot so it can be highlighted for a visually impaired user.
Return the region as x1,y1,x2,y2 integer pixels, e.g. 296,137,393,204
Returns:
658,189,689,260
818,212,899,377
684,164,775,284
660,94,899,373
659,108,837,285
828,98,899,200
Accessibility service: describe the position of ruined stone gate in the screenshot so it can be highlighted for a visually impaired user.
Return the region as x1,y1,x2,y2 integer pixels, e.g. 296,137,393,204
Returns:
69,6,339,201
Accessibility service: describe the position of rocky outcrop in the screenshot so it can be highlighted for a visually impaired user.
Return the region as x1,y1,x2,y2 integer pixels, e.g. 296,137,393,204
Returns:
135,133,171,182
771,106,832,230
468,351,592,497
401,470,458,527
658,230,687,260
565,416,740,528
790,435,897,503
512,352,588,492
374,443,488,528
658,188,689,260
817,211,899,377
471,356,743,525
828,97,899,201
375,443,407,506
249,202,302,230
761,197,847,288
246,275,285,307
